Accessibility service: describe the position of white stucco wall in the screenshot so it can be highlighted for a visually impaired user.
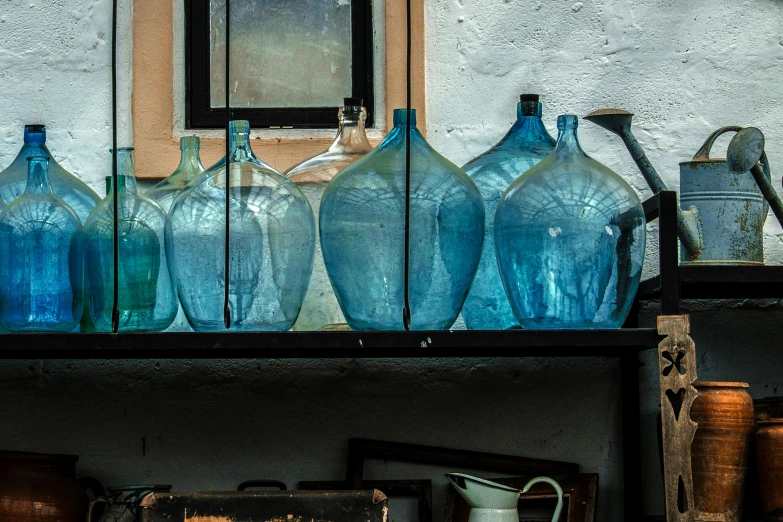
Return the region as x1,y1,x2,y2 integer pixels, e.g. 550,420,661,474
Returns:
0,1,782,521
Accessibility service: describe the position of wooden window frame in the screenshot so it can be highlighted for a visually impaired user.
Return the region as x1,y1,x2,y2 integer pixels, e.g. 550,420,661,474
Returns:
133,0,425,179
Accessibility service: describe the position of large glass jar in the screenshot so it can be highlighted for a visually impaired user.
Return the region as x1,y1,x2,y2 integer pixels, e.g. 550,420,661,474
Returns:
0,125,100,223
461,95,556,330
0,157,83,331
84,148,177,332
494,114,645,329
286,98,373,331
146,136,206,213
320,108,485,330
166,120,315,331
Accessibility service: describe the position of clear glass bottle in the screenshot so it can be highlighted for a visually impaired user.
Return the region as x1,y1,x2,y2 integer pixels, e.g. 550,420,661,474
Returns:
146,136,206,213
461,94,556,330
0,157,83,331
285,97,373,331
84,148,177,332
494,114,646,329
166,120,315,331
320,108,485,330
0,125,100,223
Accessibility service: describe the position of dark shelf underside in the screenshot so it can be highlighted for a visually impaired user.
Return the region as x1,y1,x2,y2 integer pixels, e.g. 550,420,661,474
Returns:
638,265,783,300
0,329,662,359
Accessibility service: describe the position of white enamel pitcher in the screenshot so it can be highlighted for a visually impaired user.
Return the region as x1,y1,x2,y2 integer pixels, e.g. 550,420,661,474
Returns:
447,473,564,522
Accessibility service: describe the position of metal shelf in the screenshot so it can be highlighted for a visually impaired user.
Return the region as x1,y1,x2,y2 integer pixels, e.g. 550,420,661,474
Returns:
0,329,662,359
638,265,783,301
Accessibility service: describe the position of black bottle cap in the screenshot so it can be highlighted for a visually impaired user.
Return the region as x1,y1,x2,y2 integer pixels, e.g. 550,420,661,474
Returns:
344,97,363,107
520,94,539,104
26,124,46,132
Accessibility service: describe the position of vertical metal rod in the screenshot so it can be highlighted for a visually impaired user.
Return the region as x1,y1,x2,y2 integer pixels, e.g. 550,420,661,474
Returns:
659,191,680,315
223,0,232,329
402,0,412,331
110,0,120,333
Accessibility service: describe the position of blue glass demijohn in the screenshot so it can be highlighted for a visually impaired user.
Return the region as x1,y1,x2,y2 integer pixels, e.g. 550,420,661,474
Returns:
146,136,206,213
0,125,100,223
166,120,316,331
0,157,83,331
494,114,646,329
319,108,485,330
84,148,177,332
461,94,556,330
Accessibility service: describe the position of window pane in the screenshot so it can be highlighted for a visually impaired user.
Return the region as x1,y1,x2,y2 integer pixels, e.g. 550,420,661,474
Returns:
210,0,353,109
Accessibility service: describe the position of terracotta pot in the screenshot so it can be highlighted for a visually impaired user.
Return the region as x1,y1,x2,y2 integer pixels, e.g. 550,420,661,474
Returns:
691,381,755,522
757,419,783,520
0,450,93,521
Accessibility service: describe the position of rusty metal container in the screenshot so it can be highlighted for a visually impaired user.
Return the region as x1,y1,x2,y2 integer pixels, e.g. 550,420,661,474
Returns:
680,128,769,265
757,419,783,520
691,381,755,522
138,489,388,522
0,450,97,521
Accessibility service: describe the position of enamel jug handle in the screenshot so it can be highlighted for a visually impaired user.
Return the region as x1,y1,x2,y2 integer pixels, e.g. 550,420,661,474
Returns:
521,477,564,522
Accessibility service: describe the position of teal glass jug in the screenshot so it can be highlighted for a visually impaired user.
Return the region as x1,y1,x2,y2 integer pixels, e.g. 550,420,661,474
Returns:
286,98,373,331
319,109,485,330
0,157,83,331
461,95,556,330
84,148,177,332
494,115,646,329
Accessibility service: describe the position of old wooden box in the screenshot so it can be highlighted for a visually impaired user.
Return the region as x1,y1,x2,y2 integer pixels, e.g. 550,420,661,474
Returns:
138,489,388,522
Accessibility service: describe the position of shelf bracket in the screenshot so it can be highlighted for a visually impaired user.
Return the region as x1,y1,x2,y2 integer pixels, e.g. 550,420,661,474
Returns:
657,315,698,522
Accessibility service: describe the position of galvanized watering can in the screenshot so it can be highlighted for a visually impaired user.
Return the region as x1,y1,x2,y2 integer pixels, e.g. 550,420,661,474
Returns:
446,473,563,522
585,109,783,265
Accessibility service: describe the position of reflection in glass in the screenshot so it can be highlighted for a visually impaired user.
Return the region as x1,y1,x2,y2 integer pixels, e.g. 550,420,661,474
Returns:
461,96,556,330
320,109,485,331
286,98,373,330
84,149,177,332
0,157,83,332
167,120,315,331
210,0,351,109
495,115,646,329
147,136,206,213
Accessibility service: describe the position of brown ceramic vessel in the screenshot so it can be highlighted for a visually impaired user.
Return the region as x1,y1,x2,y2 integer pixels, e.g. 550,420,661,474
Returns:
757,419,783,520
691,381,755,522
0,451,90,521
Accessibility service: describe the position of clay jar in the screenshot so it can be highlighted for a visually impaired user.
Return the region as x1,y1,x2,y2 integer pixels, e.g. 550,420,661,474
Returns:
691,382,755,522
757,420,783,520
0,451,93,521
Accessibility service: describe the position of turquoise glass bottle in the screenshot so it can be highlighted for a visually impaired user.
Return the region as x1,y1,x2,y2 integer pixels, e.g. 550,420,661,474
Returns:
319,108,485,330
461,95,556,330
0,157,83,331
286,98,374,331
84,148,177,332
166,120,315,331
494,115,646,329
0,125,100,223
146,136,206,212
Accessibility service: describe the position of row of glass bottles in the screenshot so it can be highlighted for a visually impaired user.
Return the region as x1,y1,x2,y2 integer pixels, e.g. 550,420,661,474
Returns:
0,96,645,332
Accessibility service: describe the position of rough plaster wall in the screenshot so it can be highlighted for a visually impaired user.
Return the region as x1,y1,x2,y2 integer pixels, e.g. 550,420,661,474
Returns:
424,0,783,516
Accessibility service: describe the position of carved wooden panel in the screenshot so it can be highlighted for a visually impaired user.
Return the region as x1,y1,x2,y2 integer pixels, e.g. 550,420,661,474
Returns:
658,315,698,522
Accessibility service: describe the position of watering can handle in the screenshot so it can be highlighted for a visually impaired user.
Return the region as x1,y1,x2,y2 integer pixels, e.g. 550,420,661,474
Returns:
521,477,564,522
693,126,743,161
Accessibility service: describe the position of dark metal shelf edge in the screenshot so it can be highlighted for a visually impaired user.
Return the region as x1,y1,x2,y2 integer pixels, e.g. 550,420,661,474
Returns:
0,330,662,359
639,266,783,300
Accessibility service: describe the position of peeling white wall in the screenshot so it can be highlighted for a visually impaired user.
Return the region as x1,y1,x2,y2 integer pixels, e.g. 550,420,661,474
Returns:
1,1,783,521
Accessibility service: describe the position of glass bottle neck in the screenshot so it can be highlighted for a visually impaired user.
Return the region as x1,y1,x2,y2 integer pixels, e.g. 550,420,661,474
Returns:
328,108,372,153
511,111,551,138
23,125,46,147
177,148,204,177
228,133,255,161
555,119,582,153
25,157,53,196
110,149,138,194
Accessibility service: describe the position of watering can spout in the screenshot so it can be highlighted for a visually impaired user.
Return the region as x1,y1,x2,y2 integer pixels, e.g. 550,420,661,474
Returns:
727,127,783,227
585,108,702,259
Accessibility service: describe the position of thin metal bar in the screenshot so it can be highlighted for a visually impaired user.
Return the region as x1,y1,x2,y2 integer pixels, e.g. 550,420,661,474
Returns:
658,191,680,314
402,0,412,330
223,0,232,329
110,0,119,333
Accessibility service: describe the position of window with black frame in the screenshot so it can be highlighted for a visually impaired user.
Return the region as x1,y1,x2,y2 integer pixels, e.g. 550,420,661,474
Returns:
185,0,374,129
